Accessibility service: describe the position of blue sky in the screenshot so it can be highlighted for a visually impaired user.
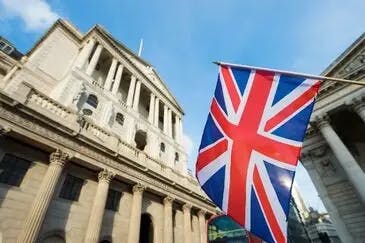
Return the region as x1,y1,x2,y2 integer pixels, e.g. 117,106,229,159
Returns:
1,0,364,213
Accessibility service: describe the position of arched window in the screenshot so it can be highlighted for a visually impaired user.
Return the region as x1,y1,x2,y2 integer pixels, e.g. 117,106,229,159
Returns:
86,94,98,108
160,142,165,152
115,113,124,126
174,152,179,162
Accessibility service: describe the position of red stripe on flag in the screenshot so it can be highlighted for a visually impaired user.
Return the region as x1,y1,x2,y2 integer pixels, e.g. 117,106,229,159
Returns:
196,139,228,171
221,66,240,112
253,166,286,243
265,80,320,132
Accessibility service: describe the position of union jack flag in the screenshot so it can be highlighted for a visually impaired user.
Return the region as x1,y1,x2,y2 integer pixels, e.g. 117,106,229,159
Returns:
196,64,320,243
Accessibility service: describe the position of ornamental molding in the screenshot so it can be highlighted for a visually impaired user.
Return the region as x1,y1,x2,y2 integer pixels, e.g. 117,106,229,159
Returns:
0,104,215,212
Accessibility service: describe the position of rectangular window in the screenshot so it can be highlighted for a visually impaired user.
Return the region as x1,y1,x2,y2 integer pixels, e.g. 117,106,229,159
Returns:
59,174,84,201
105,189,122,211
0,154,31,187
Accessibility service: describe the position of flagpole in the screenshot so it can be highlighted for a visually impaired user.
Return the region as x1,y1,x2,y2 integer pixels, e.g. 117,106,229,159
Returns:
213,61,365,86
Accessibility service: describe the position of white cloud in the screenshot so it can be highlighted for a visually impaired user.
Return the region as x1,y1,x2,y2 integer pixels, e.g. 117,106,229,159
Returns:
0,0,59,32
182,133,194,156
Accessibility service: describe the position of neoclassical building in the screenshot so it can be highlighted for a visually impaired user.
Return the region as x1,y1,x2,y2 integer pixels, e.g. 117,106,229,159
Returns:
301,33,365,242
0,19,216,243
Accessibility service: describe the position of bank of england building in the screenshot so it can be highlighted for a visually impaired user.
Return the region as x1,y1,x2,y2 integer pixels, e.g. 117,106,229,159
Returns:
0,19,216,243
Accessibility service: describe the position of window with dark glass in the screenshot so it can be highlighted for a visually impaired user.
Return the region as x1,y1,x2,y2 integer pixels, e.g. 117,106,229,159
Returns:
59,174,84,201
86,94,98,108
174,152,179,162
105,189,122,211
115,113,124,126
0,154,31,187
160,142,165,152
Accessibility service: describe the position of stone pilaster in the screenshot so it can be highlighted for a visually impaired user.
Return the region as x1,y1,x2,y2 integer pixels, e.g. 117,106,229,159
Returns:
75,38,96,69
17,149,68,243
111,64,124,95
315,115,365,203
128,184,146,243
148,93,155,124
198,210,207,243
182,203,192,243
163,196,174,243
132,80,141,111
126,76,136,107
86,43,103,76
84,169,115,243
104,58,118,91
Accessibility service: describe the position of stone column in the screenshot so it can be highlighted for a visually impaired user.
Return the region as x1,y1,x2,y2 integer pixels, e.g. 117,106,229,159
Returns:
163,196,174,243
182,204,192,243
301,154,354,243
128,184,146,243
75,38,96,69
111,64,124,95
84,169,115,243
174,115,179,141
86,43,103,76
163,105,168,134
126,76,137,107
316,115,365,202
168,109,173,137
104,58,118,91
198,210,207,243
132,80,141,111
154,97,160,127
180,117,184,142
352,98,365,122
148,93,155,124
17,149,68,243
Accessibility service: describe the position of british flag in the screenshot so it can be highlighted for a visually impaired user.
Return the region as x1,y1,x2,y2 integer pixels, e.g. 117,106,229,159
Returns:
196,64,320,243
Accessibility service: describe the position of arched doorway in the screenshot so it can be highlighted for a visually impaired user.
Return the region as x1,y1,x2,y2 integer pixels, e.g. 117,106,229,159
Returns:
134,130,147,151
139,213,153,243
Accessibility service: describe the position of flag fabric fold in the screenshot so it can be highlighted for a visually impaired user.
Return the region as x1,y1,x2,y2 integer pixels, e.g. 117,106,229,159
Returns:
196,64,320,243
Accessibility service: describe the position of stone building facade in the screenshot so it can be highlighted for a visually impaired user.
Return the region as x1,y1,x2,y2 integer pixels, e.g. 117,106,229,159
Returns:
301,33,365,242
0,19,216,243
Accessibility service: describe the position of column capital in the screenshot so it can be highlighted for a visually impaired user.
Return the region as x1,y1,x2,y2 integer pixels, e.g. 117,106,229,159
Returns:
132,183,146,193
314,114,330,129
351,97,365,113
0,125,11,137
49,149,69,167
182,203,192,212
198,209,206,217
163,196,174,205
98,169,115,183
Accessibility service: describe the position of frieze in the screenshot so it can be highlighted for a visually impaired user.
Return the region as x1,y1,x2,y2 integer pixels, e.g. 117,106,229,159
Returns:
0,104,215,211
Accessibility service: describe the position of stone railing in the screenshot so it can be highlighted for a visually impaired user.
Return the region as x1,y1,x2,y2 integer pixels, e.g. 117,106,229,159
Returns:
26,89,73,119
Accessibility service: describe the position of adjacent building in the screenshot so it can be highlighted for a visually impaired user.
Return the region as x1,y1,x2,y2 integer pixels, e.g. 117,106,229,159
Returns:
301,33,365,242
0,19,216,243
